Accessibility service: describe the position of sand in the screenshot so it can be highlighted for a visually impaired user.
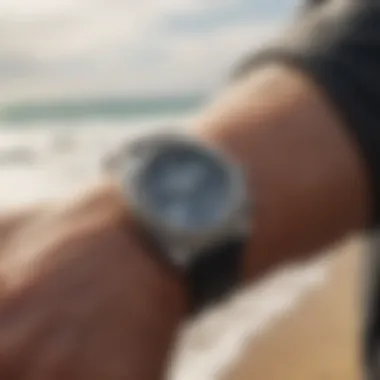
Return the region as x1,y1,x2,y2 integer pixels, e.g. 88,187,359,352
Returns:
226,240,364,380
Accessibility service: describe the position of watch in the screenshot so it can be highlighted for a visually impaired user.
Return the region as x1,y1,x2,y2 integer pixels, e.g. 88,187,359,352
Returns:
104,130,253,314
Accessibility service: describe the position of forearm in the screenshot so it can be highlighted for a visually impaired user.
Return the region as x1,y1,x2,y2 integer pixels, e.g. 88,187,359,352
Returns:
193,64,371,280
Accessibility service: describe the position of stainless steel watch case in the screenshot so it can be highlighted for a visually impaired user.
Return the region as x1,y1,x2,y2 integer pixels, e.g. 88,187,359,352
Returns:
106,129,253,269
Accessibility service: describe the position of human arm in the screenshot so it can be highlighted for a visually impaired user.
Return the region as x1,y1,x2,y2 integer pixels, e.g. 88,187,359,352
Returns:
0,0,379,379
0,57,369,380
194,62,370,281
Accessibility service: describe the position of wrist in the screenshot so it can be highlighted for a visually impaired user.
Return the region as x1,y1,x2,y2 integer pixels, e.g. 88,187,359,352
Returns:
91,182,190,323
122,217,190,322
110,129,251,313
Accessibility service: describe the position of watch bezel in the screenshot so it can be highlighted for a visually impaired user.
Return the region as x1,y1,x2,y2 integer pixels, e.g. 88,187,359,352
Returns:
121,131,252,266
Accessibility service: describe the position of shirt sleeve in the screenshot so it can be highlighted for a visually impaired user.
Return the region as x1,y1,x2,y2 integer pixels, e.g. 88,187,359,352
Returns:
233,1,380,227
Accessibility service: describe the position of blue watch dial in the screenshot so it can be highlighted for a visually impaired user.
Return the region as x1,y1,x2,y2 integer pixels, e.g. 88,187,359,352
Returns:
140,146,230,231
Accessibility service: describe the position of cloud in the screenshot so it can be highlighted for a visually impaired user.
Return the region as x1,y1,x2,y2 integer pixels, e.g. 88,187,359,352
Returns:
0,0,299,101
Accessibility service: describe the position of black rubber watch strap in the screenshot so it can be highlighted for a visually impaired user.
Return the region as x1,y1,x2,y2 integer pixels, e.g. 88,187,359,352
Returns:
188,239,246,315
132,220,246,315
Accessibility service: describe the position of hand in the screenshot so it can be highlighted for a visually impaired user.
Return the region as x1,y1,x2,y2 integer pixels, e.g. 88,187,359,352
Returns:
0,182,187,380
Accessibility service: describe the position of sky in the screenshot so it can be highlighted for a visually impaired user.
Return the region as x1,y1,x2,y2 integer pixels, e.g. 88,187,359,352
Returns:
0,0,299,101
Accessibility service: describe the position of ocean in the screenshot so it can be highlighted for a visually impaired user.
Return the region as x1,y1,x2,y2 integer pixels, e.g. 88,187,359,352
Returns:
0,95,205,125
0,95,205,208
0,96,329,379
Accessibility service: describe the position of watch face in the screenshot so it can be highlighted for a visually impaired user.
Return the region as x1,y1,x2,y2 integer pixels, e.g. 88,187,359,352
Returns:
139,145,232,232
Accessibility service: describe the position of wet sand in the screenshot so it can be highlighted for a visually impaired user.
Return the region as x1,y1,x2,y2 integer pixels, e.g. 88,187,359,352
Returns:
226,240,364,380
